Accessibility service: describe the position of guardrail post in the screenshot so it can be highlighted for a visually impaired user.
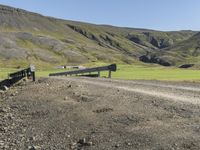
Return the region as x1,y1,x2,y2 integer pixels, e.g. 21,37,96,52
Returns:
108,70,111,78
32,72,35,82
98,71,100,77
30,65,36,82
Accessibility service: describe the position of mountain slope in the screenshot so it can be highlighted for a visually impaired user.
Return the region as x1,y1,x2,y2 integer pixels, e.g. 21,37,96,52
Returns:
0,4,198,68
162,32,200,66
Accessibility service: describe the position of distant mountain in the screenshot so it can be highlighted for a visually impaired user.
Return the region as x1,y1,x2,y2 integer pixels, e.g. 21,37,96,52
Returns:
0,4,199,68
163,32,200,65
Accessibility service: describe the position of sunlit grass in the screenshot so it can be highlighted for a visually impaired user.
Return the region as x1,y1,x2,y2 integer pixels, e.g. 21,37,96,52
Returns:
1,64,200,81
0,68,17,79
111,65,200,81
34,64,200,81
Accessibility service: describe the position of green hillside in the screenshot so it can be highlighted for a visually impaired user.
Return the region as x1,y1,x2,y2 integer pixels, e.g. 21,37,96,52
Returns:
0,4,199,69
162,32,200,67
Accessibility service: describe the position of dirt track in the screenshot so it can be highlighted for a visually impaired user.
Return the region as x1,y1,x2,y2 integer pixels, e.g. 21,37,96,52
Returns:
0,77,200,150
56,77,200,105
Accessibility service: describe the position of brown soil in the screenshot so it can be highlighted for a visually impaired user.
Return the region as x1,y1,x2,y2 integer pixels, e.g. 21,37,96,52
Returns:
0,77,200,150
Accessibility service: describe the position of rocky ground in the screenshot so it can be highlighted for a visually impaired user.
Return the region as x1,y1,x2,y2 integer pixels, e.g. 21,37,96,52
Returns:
0,77,200,150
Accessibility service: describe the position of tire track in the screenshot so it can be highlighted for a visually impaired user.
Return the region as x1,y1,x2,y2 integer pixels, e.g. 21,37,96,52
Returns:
52,77,200,105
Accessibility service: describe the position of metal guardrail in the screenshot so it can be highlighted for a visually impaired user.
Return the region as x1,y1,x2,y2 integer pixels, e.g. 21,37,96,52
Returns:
0,65,36,90
9,65,36,81
49,64,117,78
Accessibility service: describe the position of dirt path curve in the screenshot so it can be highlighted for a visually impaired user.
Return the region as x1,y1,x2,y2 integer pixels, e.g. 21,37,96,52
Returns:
53,77,200,105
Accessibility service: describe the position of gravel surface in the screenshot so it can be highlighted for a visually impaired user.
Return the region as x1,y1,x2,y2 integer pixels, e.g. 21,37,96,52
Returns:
0,77,200,150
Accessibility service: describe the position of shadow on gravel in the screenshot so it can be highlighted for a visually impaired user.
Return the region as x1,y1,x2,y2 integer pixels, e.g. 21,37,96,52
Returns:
0,77,23,90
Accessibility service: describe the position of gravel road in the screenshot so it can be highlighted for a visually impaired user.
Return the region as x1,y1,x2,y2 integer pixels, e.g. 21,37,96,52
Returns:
56,77,200,105
0,77,200,150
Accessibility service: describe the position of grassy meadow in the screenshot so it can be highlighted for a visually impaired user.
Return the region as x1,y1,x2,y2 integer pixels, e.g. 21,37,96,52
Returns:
1,63,200,81
112,65,200,81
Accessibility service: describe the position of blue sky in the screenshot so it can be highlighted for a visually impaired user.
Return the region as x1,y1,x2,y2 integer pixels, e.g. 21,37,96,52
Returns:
0,0,199,31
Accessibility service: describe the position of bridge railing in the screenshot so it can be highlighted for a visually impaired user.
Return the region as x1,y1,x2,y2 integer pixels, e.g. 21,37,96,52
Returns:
49,64,117,78
9,65,36,81
0,65,36,90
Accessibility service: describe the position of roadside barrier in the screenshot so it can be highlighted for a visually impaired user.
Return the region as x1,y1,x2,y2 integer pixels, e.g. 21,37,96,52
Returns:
49,64,117,78
9,65,36,82
0,65,35,90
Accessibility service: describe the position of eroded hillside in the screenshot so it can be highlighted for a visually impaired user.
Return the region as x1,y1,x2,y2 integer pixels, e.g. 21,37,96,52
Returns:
0,4,199,68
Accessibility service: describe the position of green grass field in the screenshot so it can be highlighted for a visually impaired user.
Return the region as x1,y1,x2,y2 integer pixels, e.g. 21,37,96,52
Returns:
111,65,200,81
1,64,200,81
0,68,18,79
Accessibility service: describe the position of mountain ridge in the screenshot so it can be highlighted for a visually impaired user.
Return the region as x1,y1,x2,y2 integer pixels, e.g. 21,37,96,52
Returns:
0,4,199,68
